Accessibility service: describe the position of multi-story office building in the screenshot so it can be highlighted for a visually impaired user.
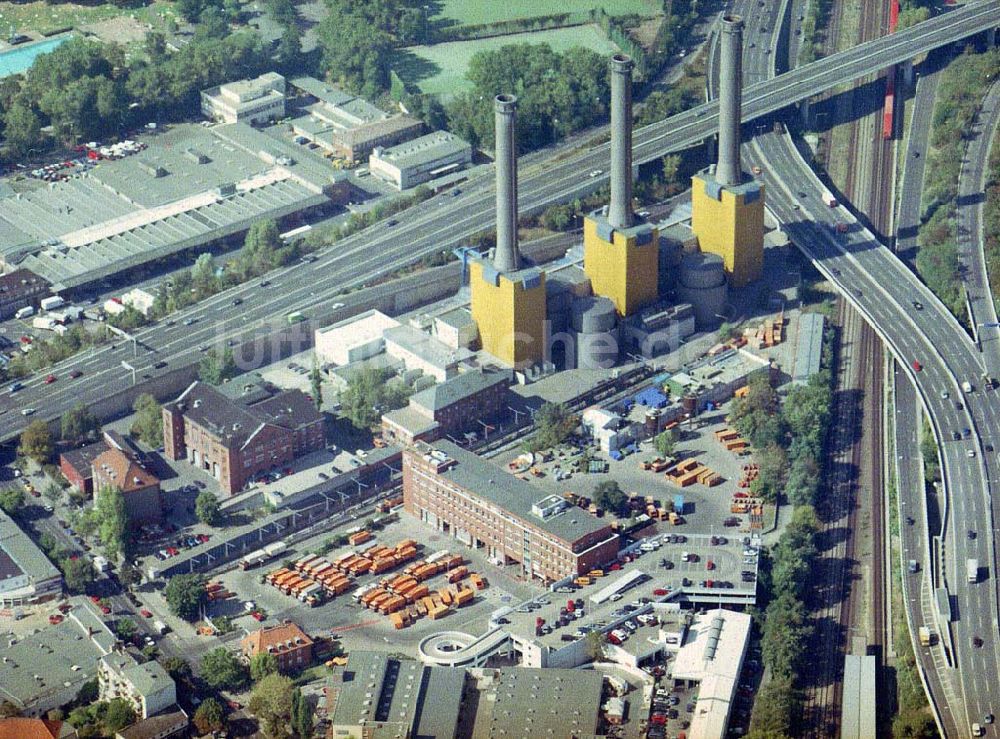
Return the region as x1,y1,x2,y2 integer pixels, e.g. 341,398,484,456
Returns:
201,72,286,125
403,440,619,583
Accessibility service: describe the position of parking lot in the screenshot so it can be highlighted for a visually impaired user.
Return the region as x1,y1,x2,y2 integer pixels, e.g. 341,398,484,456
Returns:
494,393,762,537
201,514,541,656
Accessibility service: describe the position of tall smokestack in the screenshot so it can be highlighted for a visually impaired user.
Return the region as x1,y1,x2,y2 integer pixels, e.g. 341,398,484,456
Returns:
608,53,634,229
717,14,744,188
493,94,520,273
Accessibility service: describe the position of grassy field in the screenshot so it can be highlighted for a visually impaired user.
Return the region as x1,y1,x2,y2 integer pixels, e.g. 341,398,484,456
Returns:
396,24,619,96
434,0,659,27
0,0,175,40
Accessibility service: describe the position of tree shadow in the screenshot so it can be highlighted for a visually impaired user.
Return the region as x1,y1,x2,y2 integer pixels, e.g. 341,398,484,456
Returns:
392,47,444,92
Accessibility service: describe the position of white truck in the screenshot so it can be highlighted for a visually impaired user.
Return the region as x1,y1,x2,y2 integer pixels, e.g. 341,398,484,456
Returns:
14,306,34,319
40,295,65,311
962,380,974,393
822,190,838,207
968,558,979,584
153,619,169,635
31,316,56,331
92,555,110,574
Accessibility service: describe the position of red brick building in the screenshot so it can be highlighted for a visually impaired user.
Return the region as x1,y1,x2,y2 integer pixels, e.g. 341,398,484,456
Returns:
241,622,314,673
0,269,51,320
403,440,620,583
92,446,162,526
162,381,324,495
60,440,109,496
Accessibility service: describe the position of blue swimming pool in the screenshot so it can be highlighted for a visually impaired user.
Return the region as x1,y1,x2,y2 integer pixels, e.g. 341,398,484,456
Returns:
0,35,73,78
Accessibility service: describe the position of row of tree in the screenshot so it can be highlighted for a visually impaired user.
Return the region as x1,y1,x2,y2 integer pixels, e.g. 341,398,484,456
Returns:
917,48,1000,319
0,31,272,162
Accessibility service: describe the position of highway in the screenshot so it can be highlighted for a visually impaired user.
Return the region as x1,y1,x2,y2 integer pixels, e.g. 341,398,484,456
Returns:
959,77,1000,371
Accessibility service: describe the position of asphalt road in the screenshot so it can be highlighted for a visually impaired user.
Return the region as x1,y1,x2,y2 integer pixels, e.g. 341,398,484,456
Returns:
1,0,996,441
754,123,1000,732
959,78,1000,373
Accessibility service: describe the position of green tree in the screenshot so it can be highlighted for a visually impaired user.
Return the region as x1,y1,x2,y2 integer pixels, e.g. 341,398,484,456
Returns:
93,486,129,561
309,357,323,411
119,564,143,589
195,490,221,526
191,253,218,297
199,347,238,385
161,656,192,682
19,420,54,464
584,630,605,662
525,402,577,452
131,394,164,448
164,573,206,621
200,647,249,691
61,403,100,442
250,651,279,681
654,429,677,458
115,618,137,642
747,676,799,738
3,101,42,157
61,556,95,594
193,698,226,735
661,154,682,186
238,219,281,279
103,698,136,734
0,488,23,516
293,687,312,738
592,480,627,515
341,367,410,429
248,672,294,739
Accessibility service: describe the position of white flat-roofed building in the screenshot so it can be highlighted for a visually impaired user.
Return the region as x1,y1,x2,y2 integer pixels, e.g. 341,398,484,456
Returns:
201,72,286,125
670,608,751,739
314,309,400,366
369,131,472,190
99,650,176,719
121,287,156,316
0,509,62,607
384,324,471,382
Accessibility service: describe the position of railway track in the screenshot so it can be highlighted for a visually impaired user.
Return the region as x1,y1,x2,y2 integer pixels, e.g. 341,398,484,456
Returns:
799,1,894,734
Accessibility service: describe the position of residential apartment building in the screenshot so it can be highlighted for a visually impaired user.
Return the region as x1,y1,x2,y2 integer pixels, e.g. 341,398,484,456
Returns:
403,440,620,583
201,72,286,125
92,446,162,526
60,439,109,496
382,369,511,446
162,381,324,495
98,650,176,719
115,709,188,739
0,269,51,319
241,622,314,673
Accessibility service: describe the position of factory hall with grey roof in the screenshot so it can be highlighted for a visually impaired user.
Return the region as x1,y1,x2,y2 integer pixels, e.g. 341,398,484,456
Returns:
0,122,347,291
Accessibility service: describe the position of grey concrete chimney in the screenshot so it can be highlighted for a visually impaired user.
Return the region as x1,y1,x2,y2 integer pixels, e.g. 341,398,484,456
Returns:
608,53,634,229
717,14,744,188
493,94,520,273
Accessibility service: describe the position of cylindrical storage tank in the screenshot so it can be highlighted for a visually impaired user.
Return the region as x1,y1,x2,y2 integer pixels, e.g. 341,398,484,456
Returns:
676,253,727,329
682,393,697,416
576,327,620,369
571,296,617,334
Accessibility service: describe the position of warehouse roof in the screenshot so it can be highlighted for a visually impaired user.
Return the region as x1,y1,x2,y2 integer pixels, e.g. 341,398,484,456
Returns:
410,369,511,414
332,115,422,149
478,668,603,738
384,324,470,370
327,652,463,739
0,123,337,290
381,405,440,438
372,131,470,170
793,312,825,384
0,509,61,592
0,603,113,711
421,440,610,543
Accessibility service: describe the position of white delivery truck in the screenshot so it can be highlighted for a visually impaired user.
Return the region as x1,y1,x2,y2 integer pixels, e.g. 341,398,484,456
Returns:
968,558,979,584
40,295,65,311
153,620,169,635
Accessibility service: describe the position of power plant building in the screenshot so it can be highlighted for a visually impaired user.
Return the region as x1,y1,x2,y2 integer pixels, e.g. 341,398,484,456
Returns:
583,54,659,318
469,95,547,368
690,15,764,287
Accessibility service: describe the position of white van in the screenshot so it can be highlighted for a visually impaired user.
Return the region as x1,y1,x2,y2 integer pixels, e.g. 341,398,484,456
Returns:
14,306,34,319
681,552,690,562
